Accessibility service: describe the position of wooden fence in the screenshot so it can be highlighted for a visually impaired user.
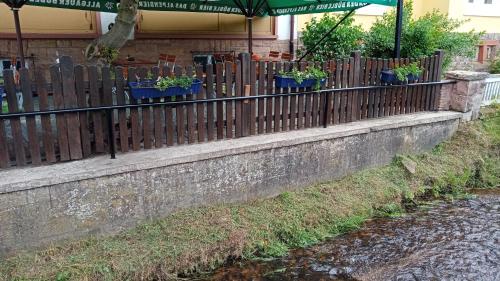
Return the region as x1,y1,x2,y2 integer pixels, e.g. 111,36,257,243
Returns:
0,51,445,169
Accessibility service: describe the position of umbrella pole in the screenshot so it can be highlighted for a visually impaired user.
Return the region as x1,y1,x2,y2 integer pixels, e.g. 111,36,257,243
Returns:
394,0,403,58
12,7,26,68
247,17,253,54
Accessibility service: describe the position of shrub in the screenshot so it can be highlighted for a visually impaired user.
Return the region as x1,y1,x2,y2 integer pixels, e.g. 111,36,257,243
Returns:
363,0,482,70
393,62,423,81
490,56,500,74
297,12,364,62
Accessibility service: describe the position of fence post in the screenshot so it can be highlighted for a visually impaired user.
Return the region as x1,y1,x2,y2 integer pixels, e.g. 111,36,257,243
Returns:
351,51,362,121
443,71,489,121
239,53,251,137
60,56,83,160
106,108,116,159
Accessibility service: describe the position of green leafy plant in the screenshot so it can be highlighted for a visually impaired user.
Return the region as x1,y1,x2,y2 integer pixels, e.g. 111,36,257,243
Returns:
393,62,423,82
279,66,327,90
96,45,119,64
363,0,482,71
489,55,500,74
298,12,364,62
153,75,195,91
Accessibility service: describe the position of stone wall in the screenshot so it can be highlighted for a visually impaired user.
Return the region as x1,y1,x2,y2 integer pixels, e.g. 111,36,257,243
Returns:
0,112,463,256
439,71,489,121
0,38,291,72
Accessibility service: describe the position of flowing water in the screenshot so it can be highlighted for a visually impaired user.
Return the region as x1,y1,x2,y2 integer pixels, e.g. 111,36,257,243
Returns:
202,189,500,281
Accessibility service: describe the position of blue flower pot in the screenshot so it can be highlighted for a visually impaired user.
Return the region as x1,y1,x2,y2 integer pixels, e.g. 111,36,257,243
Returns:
381,70,397,84
274,76,325,88
407,74,420,83
129,79,202,99
381,70,419,85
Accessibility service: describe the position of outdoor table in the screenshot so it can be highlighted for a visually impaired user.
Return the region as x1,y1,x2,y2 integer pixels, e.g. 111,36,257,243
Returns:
113,58,157,68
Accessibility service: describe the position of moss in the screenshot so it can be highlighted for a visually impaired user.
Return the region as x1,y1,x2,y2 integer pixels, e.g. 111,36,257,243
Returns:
1,107,499,281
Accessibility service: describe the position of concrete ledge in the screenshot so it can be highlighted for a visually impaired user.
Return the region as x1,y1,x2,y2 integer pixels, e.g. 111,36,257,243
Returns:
0,111,463,194
0,111,463,255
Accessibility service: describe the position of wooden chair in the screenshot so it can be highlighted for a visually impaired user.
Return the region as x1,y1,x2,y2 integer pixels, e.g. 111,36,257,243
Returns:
224,53,235,63
158,54,177,68
166,55,176,68
268,51,280,61
214,53,224,63
281,52,293,61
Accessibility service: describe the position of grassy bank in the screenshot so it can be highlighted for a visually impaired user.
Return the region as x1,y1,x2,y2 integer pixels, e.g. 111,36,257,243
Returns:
1,106,499,281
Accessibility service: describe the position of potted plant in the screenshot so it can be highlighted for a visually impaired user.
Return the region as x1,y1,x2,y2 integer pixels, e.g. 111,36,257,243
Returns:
275,66,327,90
381,62,423,84
128,74,202,99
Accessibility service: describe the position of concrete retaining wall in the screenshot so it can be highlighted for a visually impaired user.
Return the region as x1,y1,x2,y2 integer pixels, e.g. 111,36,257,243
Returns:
0,112,463,256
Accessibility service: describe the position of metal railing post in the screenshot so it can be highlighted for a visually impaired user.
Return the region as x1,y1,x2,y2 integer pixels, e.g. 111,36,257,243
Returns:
323,91,330,128
106,108,116,159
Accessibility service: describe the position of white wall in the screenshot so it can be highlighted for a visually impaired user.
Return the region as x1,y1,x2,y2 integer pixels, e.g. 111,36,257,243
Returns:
464,0,500,17
356,4,390,16
99,12,135,39
276,15,298,40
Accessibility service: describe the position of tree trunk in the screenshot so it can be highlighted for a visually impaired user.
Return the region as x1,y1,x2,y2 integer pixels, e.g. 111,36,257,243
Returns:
84,0,138,64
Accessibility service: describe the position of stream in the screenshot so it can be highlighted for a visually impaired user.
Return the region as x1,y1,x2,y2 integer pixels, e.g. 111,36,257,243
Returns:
201,189,500,281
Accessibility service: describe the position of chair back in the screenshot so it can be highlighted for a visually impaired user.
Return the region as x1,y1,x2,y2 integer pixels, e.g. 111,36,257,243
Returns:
269,51,280,60
281,52,293,61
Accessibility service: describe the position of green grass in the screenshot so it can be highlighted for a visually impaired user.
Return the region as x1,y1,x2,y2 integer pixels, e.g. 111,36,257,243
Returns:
1,106,499,281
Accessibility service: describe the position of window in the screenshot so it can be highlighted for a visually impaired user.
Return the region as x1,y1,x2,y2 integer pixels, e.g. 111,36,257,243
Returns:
464,0,500,16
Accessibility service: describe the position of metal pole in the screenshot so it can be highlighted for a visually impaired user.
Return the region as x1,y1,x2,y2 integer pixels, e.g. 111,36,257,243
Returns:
323,92,329,128
394,0,403,59
106,109,116,159
298,9,355,62
12,7,26,68
247,17,253,54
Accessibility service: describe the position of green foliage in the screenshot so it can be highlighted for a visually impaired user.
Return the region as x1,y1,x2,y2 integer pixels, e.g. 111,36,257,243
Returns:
374,203,404,218
298,12,364,62
489,56,500,74
153,76,195,91
96,45,119,64
278,66,327,90
55,271,71,281
363,0,482,70
393,62,423,81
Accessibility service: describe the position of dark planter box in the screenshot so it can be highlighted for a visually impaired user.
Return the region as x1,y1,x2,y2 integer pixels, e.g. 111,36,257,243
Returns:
129,79,202,99
381,70,419,84
274,76,326,88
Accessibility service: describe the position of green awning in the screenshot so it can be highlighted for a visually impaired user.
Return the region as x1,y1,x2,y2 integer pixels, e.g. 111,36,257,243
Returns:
24,0,397,15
